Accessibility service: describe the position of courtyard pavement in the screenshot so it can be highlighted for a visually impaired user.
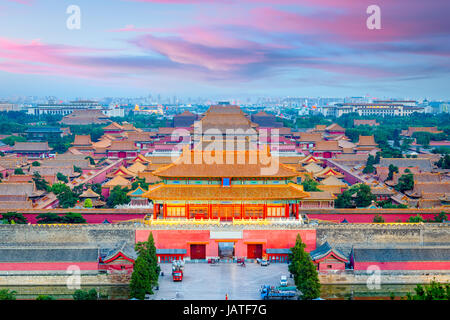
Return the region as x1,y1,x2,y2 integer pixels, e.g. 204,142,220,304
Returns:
151,262,292,300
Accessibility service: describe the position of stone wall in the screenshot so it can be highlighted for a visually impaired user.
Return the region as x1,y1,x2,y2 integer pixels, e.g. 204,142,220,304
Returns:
316,223,450,254
0,224,136,247
0,274,130,286
1,222,449,249
319,270,450,285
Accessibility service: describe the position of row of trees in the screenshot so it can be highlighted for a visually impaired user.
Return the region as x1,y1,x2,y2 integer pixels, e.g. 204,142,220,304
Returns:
406,281,450,300
0,212,86,224
372,212,448,223
0,288,104,300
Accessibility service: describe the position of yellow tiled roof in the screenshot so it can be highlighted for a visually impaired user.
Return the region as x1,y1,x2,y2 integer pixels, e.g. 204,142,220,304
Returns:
142,183,309,200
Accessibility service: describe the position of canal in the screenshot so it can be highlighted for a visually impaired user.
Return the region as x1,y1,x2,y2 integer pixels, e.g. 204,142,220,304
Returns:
1,284,418,300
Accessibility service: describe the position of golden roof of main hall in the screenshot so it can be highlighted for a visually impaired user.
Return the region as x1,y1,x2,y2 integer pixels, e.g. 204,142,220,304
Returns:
151,150,299,178
142,183,309,200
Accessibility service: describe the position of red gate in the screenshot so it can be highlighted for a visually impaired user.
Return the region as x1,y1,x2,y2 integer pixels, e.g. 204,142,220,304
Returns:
247,244,263,259
190,244,206,260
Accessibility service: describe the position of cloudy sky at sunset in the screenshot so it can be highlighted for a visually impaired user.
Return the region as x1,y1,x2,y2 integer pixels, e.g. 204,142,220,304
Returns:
0,0,449,99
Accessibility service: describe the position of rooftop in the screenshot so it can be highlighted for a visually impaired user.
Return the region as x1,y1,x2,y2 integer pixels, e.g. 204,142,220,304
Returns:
152,149,299,178
143,183,309,200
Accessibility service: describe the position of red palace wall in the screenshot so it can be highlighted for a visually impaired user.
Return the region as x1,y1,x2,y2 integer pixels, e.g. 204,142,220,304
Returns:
136,229,316,259
22,213,146,224
354,261,450,271
307,213,439,223
0,262,99,271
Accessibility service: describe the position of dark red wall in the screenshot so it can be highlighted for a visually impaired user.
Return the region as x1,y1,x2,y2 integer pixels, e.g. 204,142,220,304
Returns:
307,213,438,223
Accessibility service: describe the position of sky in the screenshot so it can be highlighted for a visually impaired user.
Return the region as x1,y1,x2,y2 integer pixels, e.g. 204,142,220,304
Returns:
0,0,449,100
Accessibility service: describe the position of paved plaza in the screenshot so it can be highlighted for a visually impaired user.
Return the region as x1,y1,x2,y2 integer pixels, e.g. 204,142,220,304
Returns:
152,262,292,300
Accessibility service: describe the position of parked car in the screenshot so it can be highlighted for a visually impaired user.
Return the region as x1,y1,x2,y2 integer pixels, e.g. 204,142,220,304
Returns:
260,259,269,266
280,275,288,287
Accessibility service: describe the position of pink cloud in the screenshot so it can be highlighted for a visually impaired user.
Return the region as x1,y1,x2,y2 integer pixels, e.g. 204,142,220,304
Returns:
133,34,267,71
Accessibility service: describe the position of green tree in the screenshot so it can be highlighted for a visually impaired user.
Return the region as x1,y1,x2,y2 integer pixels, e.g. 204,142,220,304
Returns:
0,289,17,300
62,212,86,224
51,182,79,208
73,289,98,300
436,154,450,169
362,154,376,174
334,190,354,208
85,156,95,165
2,135,26,146
373,214,385,223
57,189,78,208
36,212,64,224
406,280,450,300
386,164,399,181
36,295,55,300
31,161,41,167
1,212,28,224
288,234,320,300
395,173,414,193
32,172,50,191
129,251,153,300
401,138,413,151
73,165,82,173
107,186,131,208
51,182,70,195
130,232,160,299
56,172,68,183
363,163,375,174
379,202,408,209
300,177,321,192
433,212,448,223
354,184,376,207
14,168,24,175
84,198,93,208
374,152,381,164
407,215,424,223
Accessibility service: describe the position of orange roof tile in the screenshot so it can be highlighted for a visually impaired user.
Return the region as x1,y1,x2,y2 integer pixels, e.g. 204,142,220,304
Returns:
127,162,147,174
326,123,346,132
297,132,323,142
73,135,92,146
313,140,342,151
357,135,378,146
152,150,299,178
108,140,138,151
79,188,100,198
103,175,132,188
103,122,124,131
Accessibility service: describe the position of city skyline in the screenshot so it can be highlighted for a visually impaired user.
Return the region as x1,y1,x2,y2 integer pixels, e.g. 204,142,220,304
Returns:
0,0,449,99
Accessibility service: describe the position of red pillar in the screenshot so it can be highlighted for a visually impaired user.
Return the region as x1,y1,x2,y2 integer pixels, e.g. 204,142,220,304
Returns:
263,203,267,219
241,203,244,219
285,204,289,218
185,203,190,219
153,203,159,219
295,203,299,220
163,203,167,219
208,203,212,219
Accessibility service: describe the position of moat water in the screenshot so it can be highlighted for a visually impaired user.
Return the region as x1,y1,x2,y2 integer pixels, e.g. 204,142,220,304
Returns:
1,284,419,300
